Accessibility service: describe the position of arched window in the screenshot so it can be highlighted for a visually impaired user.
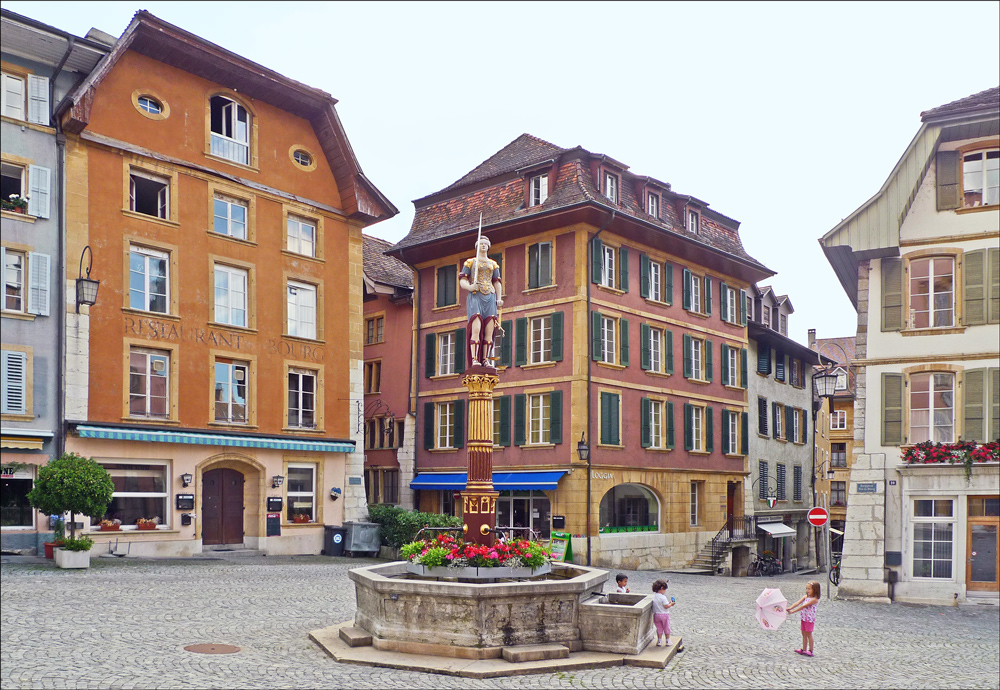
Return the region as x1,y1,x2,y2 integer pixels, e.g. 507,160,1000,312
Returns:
599,484,660,533
210,95,250,165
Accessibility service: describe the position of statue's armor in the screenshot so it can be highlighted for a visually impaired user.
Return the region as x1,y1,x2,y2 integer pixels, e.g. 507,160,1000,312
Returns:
463,258,498,294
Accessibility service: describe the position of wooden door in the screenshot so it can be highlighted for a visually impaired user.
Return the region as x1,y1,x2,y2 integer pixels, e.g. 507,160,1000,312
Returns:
967,520,999,592
202,468,244,546
726,482,737,531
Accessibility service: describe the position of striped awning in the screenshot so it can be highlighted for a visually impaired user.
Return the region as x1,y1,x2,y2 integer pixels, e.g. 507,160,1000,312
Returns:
410,470,568,491
75,425,355,453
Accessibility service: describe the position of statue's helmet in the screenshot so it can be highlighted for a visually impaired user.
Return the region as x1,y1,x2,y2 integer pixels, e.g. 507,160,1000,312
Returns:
477,235,491,251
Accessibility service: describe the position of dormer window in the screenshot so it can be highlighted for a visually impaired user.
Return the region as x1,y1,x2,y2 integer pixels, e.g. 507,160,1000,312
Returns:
604,172,619,204
780,313,788,335
529,173,548,207
688,210,700,234
210,95,250,165
647,193,659,218
962,149,999,208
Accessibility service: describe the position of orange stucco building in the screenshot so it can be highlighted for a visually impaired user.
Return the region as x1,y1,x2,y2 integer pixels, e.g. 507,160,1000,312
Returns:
57,12,395,557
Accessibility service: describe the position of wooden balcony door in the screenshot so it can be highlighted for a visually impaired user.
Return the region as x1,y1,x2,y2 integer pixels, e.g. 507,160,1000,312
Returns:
966,496,999,593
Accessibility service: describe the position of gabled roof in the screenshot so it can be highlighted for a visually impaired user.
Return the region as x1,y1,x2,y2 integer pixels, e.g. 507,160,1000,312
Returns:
363,235,413,291
813,336,856,366
921,86,1000,122
429,134,566,198
56,10,396,225
749,322,834,366
1,9,110,73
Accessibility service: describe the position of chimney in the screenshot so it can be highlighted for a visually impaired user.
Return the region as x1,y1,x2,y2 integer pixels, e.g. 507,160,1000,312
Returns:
807,329,817,349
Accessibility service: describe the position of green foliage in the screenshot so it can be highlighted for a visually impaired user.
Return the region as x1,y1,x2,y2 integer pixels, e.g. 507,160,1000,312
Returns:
60,535,94,552
399,541,425,560
418,546,450,568
367,504,462,547
52,516,65,542
519,541,548,569
26,453,114,538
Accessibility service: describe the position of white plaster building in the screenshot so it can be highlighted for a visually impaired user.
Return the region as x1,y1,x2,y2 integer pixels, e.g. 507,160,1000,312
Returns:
821,87,1000,604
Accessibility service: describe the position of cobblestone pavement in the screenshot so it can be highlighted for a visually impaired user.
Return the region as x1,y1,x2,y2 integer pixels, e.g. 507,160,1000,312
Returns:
2,555,998,689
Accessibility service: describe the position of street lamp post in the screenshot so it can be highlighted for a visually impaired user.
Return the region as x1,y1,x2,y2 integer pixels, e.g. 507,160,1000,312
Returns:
812,369,839,598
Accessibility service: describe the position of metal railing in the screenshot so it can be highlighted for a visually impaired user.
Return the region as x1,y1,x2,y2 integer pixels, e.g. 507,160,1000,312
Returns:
709,515,757,570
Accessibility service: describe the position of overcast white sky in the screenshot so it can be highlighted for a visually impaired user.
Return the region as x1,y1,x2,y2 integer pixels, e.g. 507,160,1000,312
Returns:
7,1,999,345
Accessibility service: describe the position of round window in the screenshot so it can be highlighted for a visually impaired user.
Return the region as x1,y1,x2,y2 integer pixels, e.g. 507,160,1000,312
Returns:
293,149,312,167
137,96,162,114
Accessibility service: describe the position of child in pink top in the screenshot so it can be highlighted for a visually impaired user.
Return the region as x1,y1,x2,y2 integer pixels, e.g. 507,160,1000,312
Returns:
787,581,820,657
651,579,675,647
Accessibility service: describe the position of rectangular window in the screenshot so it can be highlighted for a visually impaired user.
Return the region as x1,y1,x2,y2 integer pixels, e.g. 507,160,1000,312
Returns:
831,442,847,467
690,272,702,313
1,163,25,209
758,461,768,500
649,327,663,373
831,410,847,430
793,466,803,501
962,149,999,208
287,216,316,257
209,95,250,165
690,482,699,526
835,372,848,390
601,245,616,288
599,391,621,445
437,401,455,449
286,463,316,523
780,313,788,335
726,287,738,323
691,405,704,452
690,337,704,380
910,372,955,443
912,499,954,579
365,315,384,345
831,481,846,506
1,73,25,120
601,315,617,363
3,248,24,312
648,399,663,449
1,349,28,415
529,315,552,364
287,368,316,428
604,172,618,203
213,195,247,239
726,410,739,455
364,360,381,394
213,264,247,327
529,174,548,206
437,331,456,375
727,346,739,386
129,170,169,219
909,257,954,328
91,463,168,528
688,210,699,234
776,463,786,500
365,468,399,505
762,305,771,328
528,393,551,445
747,298,754,322
286,280,317,339
129,348,169,418
647,193,659,218
0,468,33,526
527,242,552,289
493,400,502,446
129,246,169,313
774,403,784,439
792,409,801,443
214,359,248,423
436,265,457,307
648,261,661,301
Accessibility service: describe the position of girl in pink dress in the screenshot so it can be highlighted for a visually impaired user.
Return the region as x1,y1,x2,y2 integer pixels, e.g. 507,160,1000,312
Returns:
788,581,820,656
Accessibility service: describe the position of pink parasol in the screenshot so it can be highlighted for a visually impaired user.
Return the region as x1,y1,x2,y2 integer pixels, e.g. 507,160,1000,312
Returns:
755,587,788,630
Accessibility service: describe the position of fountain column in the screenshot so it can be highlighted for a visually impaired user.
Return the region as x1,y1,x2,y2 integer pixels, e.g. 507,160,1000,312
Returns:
460,365,499,546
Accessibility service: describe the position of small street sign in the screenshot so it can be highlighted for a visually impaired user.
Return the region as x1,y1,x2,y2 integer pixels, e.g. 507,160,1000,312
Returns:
807,507,830,527
857,482,878,493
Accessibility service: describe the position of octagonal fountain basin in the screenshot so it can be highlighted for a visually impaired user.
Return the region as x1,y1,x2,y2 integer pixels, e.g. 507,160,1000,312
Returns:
348,561,609,659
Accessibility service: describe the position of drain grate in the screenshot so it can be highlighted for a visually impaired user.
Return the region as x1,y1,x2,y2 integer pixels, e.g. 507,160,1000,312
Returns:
184,643,241,654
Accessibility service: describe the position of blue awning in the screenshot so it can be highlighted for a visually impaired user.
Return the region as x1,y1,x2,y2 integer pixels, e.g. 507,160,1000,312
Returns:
75,425,355,453
410,471,568,491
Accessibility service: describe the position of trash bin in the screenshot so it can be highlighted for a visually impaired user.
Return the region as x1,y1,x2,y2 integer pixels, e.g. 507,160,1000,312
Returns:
324,525,347,557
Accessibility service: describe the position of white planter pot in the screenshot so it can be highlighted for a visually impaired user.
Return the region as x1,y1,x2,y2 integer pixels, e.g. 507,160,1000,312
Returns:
54,548,91,569
406,562,551,579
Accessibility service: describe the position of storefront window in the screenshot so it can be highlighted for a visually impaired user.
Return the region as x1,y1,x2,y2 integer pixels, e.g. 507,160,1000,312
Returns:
599,483,660,533
912,499,953,579
1,465,34,527
495,490,550,539
92,463,167,527
286,464,316,522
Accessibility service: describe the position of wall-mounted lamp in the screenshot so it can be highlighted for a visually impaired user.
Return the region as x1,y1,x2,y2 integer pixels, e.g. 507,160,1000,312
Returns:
180,472,193,488
271,475,285,488
76,245,100,312
577,432,590,461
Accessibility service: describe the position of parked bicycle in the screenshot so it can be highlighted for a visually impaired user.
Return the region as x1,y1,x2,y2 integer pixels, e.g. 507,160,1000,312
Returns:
746,552,764,577
829,553,842,586
759,552,782,576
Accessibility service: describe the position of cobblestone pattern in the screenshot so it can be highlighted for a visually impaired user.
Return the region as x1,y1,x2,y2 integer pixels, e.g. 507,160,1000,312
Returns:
2,556,997,689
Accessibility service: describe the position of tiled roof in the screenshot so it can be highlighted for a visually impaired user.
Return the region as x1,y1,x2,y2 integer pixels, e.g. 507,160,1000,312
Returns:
399,134,767,271
813,337,855,366
363,235,413,289
921,86,999,122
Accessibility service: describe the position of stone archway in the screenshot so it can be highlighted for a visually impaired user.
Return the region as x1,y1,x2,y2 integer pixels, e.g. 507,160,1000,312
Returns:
196,453,266,546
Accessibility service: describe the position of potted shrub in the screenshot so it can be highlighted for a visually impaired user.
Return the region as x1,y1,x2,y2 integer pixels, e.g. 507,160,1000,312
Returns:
2,194,28,214
136,518,159,530
54,536,94,569
26,452,114,569
99,519,121,531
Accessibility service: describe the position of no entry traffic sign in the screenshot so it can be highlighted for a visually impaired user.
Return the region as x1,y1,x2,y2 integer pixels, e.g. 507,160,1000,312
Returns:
808,507,830,527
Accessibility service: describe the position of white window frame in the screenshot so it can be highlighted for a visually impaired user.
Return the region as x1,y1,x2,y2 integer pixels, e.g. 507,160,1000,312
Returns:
129,347,169,418
780,313,788,335
528,392,551,445
835,372,848,390
437,331,456,375
690,337,704,380
530,174,548,206
286,280,317,340
1,72,25,120
529,315,552,364
601,245,616,288
649,326,663,373
604,172,618,203
213,194,247,240
830,409,847,431
129,169,169,219
136,96,161,114
649,399,663,449
690,272,702,313
691,405,704,452
727,410,739,454
909,372,955,444
287,367,316,429
747,298,754,322
762,305,771,329
213,264,247,327
909,257,955,329
287,216,316,257
690,482,699,526
96,462,169,529
527,241,553,289
214,359,248,423
649,261,661,301
493,400,503,446
1,162,25,205
3,248,25,313
1,349,28,415
286,462,317,522
912,499,955,580
792,408,801,443
601,315,616,364
209,95,250,165
775,404,784,439
437,401,455,449
129,246,169,314
688,210,699,234
962,148,999,208
726,287,738,323
647,193,659,218
727,346,739,386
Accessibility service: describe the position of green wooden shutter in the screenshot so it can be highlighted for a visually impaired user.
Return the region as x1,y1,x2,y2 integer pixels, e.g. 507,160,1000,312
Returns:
499,320,512,367
436,268,446,307
704,276,712,316
591,237,603,284
498,395,511,447
784,404,794,441
936,150,961,211
774,351,785,382
757,345,771,375
515,317,528,366
740,289,747,326
619,318,629,367
620,247,629,292
640,253,650,298
641,397,651,448
720,343,730,386
682,268,691,309
528,244,538,289
882,257,904,331
758,396,768,436
454,400,465,449
666,401,675,449
684,403,693,450
550,390,563,444
705,339,713,382
611,394,620,445
665,264,674,305
514,393,527,446
640,323,651,370
600,392,611,444
963,368,986,442
741,348,748,389
705,407,714,453
425,333,436,378
591,310,602,362
991,368,1000,441
666,330,674,374
683,334,692,378
455,328,466,372
882,373,904,446
720,409,730,454
551,311,564,362
989,248,1000,324
720,282,729,322
423,401,435,449
741,411,749,455
772,402,780,440
964,249,987,326
802,408,808,441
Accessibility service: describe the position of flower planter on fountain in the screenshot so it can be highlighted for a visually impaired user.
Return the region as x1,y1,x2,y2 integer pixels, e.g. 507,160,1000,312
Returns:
405,562,551,579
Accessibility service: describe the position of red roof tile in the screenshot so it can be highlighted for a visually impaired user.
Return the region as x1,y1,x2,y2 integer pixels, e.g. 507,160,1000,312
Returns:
363,235,413,289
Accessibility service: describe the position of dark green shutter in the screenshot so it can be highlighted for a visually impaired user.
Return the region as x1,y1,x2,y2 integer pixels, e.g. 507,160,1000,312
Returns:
498,395,511,447
641,397,651,448
620,318,629,367
757,345,771,374
720,343,730,386
436,267,446,307
989,248,1000,324
758,396,768,435
991,368,1000,441
540,243,552,287
665,330,674,374
964,368,986,442
705,407,714,453
640,253,650,298
740,289,747,326
499,320,512,367
515,317,528,366
964,249,987,326
591,237,603,284
936,150,961,211
591,310,602,362
801,408,808,441
785,404,794,442
665,264,674,305
514,393,527,446
528,244,539,289
666,401,675,449
683,333,692,378
620,247,629,293
741,412,749,455
640,323,651,370
682,268,691,309
705,339,713,382
882,373,904,446
704,276,712,316
454,400,465,449
882,257,904,331
611,394,620,445
720,410,730,454
425,332,436,378
550,390,563,444
455,328,466,372
741,348,748,388
684,403,693,450
775,351,785,382
551,311,564,362
720,282,729,322
423,402,435,450
772,402,780,440
600,392,611,444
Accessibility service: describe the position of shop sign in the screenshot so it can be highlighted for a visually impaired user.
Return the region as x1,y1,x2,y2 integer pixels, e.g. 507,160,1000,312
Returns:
591,471,614,480
1,465,33,479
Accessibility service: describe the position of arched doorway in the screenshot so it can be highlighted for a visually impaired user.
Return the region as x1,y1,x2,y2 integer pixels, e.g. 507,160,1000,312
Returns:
203,468,244,546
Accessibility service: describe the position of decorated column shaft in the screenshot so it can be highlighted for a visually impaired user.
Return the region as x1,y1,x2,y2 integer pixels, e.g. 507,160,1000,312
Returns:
460,367,499,546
